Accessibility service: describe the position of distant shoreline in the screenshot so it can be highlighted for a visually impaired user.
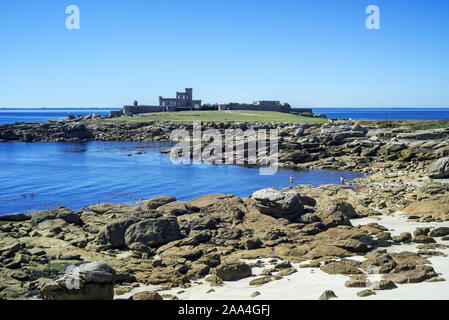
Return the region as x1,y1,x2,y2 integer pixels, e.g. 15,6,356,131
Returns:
0,107,122,110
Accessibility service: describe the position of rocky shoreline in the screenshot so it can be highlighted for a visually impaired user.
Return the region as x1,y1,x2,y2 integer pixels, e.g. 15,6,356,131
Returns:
1,118,449,175
0,166,448,300
1,118,449,300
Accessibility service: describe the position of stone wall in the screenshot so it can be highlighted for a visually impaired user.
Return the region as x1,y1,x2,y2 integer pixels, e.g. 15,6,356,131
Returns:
223,104,292,113
123,105,171,114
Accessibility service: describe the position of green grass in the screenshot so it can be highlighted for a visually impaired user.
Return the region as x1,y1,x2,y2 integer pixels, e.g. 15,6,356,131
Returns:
104,110,329,124
360,118,449,130
402,118,449,130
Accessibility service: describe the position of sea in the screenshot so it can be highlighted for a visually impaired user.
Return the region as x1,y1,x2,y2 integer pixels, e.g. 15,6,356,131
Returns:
312,108,449,121
0,108,119,125
0,141,366,215
1,107,448,215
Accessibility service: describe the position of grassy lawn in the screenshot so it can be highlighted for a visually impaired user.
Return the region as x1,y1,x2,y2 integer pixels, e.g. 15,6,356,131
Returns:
360,118,449,130
105,110,329,124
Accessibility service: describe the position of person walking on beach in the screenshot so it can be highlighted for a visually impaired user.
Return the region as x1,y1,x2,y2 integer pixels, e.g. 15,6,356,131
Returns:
290,176,293,188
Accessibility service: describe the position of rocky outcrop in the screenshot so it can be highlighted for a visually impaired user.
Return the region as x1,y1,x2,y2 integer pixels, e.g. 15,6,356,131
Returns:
139,195,176,210
2,118,449,176
215,261,252,281
30,207,81,227
97,218,141,249
319,290,337,300
38,262,116,300
156,201,198,216
130,291,163,300
1,174,448,300
252,188,305,217
124,217,183,248
427,157,449,178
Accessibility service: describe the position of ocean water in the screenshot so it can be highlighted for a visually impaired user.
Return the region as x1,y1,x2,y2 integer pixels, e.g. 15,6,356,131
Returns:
0,141,365,215
0,108,119,124
313,108,449,121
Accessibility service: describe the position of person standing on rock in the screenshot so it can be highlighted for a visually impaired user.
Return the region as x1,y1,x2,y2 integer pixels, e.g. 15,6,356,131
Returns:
340,176,345,185
290,176,293,188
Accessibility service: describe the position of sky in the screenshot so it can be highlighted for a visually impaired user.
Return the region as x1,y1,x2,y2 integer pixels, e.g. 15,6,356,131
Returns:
0,0,448,108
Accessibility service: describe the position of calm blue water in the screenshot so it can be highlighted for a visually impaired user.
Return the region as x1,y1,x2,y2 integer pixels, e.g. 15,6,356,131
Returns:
313,108,449,120
0,108,119,124
0,141,365,215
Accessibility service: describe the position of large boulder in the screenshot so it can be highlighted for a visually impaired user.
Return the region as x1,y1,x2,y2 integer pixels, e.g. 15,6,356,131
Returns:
124,217,183,248
188,194,234,209
402,200,449,219
315,200,358,219
156,201,197,216
140,195,176,210
30,207,80,227
427,157,449,179
251,188,304,217
384,266,438,284
63,123,92,140
215,261,252,281
97,218,141,249
130,291,163,300
38,262,116,300
88,203,142,215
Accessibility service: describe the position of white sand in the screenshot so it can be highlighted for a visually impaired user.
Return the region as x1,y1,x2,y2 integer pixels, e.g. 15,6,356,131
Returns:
116,212,449,300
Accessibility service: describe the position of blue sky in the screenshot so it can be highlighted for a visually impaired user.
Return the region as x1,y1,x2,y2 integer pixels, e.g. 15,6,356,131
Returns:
1,0,448,108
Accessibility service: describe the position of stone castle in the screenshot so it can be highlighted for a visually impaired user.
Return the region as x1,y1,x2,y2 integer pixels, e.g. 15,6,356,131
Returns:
114,88,312,116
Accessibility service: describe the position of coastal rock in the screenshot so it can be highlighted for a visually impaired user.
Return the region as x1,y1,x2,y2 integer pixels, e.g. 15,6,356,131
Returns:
251,188,305,217
429,227,449,237
357,289,375,297
243,238,263,250
156,201,197,216
38,262,116,300
124,217,183,248
315,200,358,219
427,157,449,178
88,203,141,215
413,227,430,237
130,291,163,300
413,235,436,244
205,275,224,287
402,200,449,219
0,275,28,299
188,194,234,209
306,245,352,260
345,275,367,288
277,267,297,277
215,261,252,281
319,290,337,300
249,277,272,286
140,195,176,210
62,123,93,140
361,254,397,274
30,207,80,227
370,280,397,290
392,232,412,243
320,259,363,275
383,266,438,284
97,218,141,249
